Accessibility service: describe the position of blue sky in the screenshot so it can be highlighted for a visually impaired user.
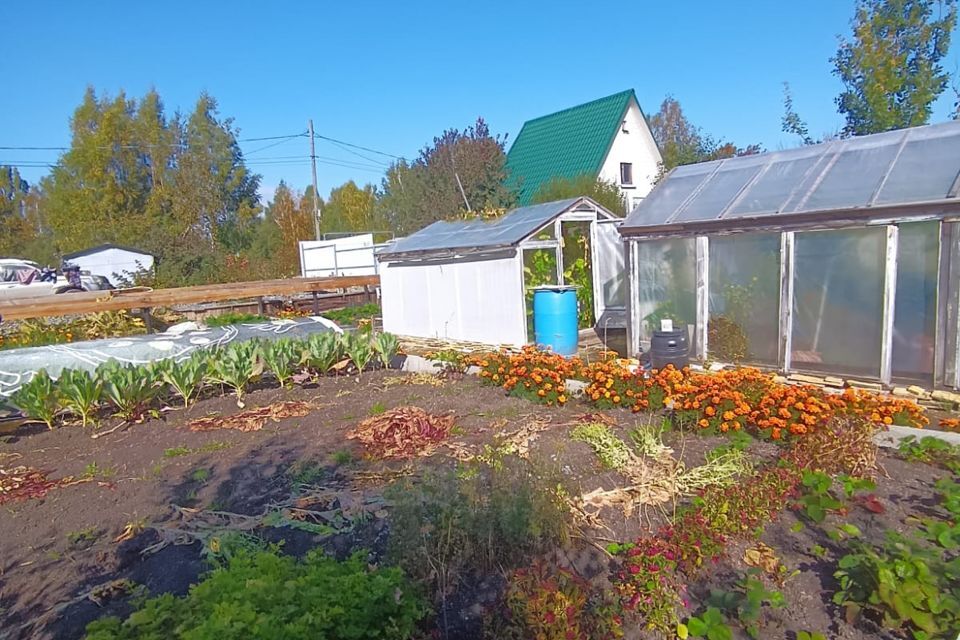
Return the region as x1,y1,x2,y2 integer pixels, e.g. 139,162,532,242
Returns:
2,1,958,201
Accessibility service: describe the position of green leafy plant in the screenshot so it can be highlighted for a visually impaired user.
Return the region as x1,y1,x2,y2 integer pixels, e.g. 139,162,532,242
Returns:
797,470,843,523
838,473,877,499
322,303,380,326
898,435,960,474
261,338,302,387
685,608,733,640
834,532,960,638
156,355,207,408
57,368,102,428
303,332,343,376
343,332,374,375
428,348,468,376
797,632,826,640
706,571,786,638
84,550,426,640
97,362,159,421
372,332,399,369
205,341,263,407
11,369,61,429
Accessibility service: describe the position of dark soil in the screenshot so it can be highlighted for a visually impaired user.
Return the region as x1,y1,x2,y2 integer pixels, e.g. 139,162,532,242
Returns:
0,371,953,640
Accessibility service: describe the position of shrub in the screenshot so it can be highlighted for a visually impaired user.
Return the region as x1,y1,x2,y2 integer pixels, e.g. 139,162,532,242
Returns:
387,455,570,600
84,550,427,640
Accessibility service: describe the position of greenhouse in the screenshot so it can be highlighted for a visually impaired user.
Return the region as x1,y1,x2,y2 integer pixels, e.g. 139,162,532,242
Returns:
377,197,622,347
620,119,960,389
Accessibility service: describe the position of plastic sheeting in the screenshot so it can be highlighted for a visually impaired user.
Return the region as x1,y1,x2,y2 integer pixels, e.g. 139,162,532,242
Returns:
633,238,697,348
593,221,626,311
892,222,938,380
622,120,960,232
791,228,886,378
708,233,780,365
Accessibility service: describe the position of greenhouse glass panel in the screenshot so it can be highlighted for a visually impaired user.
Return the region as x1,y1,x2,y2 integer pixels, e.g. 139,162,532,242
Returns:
875,129,960,205
946,223,960,388
634,238,697,348
708,233,781,365
803,136,901,211
892,222,939,381
626,170,712,226
726,156,820,217
791,228,886,378
673,166,761,222
594,222,625,310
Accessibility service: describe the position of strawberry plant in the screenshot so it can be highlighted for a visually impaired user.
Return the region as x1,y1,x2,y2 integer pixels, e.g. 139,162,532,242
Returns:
98,362,159,421
57,368,102,427
205,341,263,408
262,338,302,387
372,332,399,369
343,332,374,375
705,571,786,638
685,607,733,640
797,470,844,523
11,370,60,429
156,355,207,408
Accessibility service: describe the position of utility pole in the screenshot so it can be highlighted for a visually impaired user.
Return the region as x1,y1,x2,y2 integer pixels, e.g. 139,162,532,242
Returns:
308,119,321,240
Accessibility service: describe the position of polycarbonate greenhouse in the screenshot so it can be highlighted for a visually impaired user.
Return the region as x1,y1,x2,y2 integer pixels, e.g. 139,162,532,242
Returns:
377,197,622,347
620,119,960,388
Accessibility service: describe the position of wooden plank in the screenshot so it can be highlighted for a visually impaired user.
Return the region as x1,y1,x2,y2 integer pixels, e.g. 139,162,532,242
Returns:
0,275,380,321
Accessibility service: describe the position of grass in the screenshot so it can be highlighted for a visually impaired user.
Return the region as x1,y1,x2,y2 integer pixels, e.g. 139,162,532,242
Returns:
190,468,211,483
67,527,100,547
368,402,387,416
288,461,326,489
164,442,232,458
332,450,354,466
204,312,267,327
83,462,117,479
322,303,380,326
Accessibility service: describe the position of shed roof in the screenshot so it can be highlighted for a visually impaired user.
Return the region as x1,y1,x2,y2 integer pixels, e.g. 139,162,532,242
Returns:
620,120,960,236
379,198,606,259
506,90,635,205
63,244,154,260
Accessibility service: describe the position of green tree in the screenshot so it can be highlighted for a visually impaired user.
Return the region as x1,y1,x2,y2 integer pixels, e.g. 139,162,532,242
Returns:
0,166,33,257
322,180,377,233
647,97,760,175
532,174,626,215
377,118,515,234
833,0,958,136
269,181,313,275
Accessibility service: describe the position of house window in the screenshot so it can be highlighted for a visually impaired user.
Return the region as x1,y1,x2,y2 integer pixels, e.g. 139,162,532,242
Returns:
620,162,633,186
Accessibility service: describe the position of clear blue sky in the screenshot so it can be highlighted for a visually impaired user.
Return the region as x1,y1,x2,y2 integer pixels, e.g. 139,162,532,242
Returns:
2,1,958,201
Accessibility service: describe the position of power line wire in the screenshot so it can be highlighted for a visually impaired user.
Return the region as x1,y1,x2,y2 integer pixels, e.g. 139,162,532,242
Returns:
312,133,405,161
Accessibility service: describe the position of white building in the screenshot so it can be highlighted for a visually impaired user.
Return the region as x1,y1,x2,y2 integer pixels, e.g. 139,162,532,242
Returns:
62,244,154,286
506,89,663,212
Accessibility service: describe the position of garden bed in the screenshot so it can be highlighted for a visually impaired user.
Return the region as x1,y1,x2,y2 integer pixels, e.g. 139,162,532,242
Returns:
0,349,958,640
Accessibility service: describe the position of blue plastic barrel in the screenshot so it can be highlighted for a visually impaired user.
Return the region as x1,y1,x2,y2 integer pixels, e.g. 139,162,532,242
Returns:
533,286,579,356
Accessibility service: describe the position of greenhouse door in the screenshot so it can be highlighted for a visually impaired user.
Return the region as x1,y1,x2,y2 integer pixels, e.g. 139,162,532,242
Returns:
591,220,626,328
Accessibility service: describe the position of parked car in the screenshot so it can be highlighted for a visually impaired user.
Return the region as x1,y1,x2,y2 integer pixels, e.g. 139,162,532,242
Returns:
0,258,113,302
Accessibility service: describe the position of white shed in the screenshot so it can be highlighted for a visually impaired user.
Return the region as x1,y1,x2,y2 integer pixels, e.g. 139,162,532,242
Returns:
62,244,155,287
377,197,623,347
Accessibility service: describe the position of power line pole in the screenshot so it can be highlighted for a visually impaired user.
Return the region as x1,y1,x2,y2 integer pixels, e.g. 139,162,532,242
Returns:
308,119,321,240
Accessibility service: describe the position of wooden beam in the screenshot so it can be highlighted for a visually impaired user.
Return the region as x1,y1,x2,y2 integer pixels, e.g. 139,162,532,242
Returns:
0,275,380,321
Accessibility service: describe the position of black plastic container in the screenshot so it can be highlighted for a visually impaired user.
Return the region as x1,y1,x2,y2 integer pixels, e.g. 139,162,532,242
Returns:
649,328,690,370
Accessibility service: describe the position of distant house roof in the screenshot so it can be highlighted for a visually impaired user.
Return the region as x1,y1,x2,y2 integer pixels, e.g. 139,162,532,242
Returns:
379,197,614,259
506,90,637,206
620,119,960,237
62,244,154,260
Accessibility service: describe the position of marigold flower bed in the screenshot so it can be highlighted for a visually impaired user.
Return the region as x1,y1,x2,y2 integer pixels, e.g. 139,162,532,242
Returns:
472,348,928,440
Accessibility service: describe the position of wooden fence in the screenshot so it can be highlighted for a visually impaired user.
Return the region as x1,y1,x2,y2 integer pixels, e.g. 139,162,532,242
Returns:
0,275,380,322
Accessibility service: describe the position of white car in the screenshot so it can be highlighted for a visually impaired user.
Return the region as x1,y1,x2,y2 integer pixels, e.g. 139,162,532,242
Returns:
0,258,113,302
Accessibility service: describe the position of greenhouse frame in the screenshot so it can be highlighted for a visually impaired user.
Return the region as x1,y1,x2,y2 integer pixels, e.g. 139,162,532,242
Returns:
377,197,622,347
619,120,960,389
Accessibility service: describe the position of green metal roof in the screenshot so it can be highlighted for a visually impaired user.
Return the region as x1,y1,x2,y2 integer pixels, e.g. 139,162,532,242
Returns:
506,89,635,205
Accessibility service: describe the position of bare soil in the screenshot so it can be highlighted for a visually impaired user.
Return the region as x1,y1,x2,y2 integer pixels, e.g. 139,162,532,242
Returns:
0,371,952,640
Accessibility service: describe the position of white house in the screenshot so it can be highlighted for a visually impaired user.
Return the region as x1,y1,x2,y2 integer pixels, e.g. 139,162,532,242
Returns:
62,244,154,286
506,89,663,211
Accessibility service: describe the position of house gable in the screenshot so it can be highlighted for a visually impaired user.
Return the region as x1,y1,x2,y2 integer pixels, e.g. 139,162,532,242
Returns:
506,90,634,205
